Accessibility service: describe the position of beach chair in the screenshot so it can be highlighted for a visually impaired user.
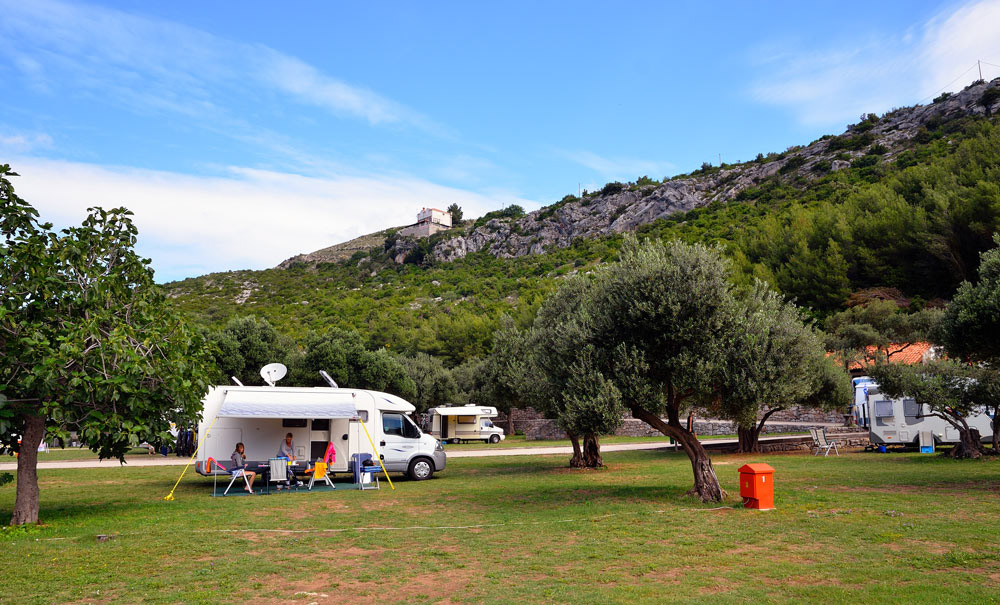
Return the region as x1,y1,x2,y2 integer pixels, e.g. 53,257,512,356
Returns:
306,461,335,490
811,427,841,457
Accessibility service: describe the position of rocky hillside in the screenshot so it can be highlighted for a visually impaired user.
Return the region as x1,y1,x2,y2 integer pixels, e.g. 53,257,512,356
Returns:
276,78,999,270
421,78,1000,264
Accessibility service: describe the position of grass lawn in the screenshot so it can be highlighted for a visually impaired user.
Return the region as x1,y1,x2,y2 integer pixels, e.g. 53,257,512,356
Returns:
1,448,998,603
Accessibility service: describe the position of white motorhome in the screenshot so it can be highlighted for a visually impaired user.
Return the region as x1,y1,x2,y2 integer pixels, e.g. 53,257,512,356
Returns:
853,377,994,447
194,385,445,481
428,404,505,444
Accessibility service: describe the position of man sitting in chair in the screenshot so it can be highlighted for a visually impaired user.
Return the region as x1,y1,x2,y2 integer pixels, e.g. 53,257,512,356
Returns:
277,433,302,487
230,443,256,493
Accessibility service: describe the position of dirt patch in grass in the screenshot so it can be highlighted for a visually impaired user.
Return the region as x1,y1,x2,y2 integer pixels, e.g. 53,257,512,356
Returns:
698,576,736,595
766,575,849,588
256,557,480,603
886,540,952,554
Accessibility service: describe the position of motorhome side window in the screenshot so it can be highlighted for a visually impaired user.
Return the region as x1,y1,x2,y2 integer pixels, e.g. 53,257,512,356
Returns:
457,415,476,424
874,400,894,417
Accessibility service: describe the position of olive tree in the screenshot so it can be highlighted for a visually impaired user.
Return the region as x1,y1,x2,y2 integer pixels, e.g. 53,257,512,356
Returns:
712,283,852,453
0,165,213,524
584,237,737,501
397,352,457,412
824,300,942,371
479,317,537,438
522,279,624,467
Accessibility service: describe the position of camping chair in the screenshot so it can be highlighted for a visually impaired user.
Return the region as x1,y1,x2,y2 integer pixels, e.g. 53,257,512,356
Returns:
811,427,841,457
306,461,335,490
206,458,253,496
306,442,336,491
269,458,289,491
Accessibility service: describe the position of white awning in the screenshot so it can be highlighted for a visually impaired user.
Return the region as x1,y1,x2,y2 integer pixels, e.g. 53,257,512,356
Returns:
432,406,498,416
218,389,357,419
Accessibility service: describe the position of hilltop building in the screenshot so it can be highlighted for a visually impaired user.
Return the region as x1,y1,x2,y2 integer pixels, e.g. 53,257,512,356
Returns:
399,207,453,238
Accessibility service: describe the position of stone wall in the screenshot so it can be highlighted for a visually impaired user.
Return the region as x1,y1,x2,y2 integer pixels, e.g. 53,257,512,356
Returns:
749,430,870,453
687,405,847,424
522,417,862,441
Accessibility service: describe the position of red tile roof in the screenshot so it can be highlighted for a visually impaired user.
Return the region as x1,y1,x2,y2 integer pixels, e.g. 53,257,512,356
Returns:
845,341,934,371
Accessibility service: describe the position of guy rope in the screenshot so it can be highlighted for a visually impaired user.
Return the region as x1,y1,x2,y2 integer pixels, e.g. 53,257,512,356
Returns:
164,416,217,501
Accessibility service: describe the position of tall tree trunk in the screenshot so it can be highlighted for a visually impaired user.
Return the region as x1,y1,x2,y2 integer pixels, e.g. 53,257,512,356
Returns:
568,432,584,468
506,408,516,438
630,407,726,502
736,426,762,454
736,408,783,454
12,414,45,525
581,434,603,468
951,427,987,459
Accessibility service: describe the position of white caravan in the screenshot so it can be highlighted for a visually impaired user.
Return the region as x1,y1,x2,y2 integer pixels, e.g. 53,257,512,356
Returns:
853,377,994,447
194,385,446,481
428,404,505,444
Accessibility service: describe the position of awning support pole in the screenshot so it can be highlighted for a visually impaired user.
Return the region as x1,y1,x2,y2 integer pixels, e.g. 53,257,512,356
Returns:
164,415,219,501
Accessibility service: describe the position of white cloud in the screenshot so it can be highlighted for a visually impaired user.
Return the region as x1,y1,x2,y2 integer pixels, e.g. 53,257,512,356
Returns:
560,150,676,182
919,0,1000,91
6,158,535,282
0,0,435,132
0,132,52,152
749,0,1000,127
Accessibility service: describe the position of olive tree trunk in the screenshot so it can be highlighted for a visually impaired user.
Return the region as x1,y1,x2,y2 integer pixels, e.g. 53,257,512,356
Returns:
568,433,584,467
581,435,603,468
11,414,45,525
736,407,784,454
630,407,726,502
950,427,987,459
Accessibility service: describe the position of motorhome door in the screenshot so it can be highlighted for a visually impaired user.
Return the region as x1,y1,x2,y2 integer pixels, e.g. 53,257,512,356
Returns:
380,411,420,470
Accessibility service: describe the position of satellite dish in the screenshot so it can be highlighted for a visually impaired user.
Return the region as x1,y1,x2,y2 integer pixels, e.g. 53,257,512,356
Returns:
259,363,287,387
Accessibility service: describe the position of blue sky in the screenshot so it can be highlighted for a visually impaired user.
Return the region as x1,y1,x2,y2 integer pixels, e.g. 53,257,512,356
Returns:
3,0,1000,281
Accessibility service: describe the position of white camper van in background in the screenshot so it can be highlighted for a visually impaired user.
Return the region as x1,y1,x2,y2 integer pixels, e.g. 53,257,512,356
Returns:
853,376,994,447
428,405,505,443
194,384,446,481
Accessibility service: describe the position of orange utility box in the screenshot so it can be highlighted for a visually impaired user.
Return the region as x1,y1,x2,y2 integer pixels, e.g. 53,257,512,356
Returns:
738,463,775,510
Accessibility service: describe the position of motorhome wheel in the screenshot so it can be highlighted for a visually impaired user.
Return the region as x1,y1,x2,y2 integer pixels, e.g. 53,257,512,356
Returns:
489,434,500,444
408,457,434,481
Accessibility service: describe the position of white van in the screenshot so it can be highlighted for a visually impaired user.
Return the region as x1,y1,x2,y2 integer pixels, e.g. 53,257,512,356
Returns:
853,377,994,447
428,404,505,444
194,385,446,481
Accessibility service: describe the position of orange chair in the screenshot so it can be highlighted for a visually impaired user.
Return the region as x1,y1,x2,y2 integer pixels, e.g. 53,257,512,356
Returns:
306,461,335,490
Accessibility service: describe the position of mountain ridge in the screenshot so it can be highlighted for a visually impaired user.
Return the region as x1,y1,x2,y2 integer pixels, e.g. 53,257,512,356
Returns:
279,77,1000,269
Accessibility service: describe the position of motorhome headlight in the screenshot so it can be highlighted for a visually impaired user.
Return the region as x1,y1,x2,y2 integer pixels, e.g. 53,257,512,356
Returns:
435,440,444,451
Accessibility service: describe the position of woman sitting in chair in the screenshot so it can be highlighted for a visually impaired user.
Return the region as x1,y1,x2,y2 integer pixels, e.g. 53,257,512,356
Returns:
230,442,257,493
